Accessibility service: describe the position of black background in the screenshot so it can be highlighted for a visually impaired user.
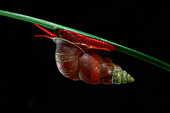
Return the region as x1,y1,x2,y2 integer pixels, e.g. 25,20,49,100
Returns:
1,1,170,113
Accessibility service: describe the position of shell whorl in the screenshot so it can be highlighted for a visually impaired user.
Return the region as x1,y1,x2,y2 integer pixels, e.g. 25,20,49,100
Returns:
112,65,134,84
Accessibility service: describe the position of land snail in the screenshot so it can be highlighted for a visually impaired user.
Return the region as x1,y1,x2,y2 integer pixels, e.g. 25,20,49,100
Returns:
35,24,134,85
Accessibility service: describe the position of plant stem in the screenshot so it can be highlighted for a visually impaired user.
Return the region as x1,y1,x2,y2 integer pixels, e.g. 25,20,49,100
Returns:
0,10,169,71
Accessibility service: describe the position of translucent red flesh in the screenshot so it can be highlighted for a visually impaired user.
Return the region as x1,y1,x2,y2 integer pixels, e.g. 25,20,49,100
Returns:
58,30,116,52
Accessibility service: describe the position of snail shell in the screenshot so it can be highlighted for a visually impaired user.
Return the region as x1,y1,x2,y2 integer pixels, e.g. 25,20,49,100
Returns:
54,38,134,85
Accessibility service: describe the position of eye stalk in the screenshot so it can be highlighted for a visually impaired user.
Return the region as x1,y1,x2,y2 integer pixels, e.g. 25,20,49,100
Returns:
34,23,56,39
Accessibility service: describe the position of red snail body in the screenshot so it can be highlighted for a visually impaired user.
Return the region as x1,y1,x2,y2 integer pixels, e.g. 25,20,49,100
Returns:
34,24,134,85
55,29,116,52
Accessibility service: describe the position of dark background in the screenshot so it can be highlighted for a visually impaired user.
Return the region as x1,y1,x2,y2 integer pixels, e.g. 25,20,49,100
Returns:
1,1,170,113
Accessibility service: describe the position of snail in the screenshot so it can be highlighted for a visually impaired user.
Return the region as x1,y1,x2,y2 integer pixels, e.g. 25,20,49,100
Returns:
35,24,134,85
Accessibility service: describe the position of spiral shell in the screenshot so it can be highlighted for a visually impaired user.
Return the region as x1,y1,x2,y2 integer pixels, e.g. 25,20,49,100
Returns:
112,65,134,84
54,38,134,85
